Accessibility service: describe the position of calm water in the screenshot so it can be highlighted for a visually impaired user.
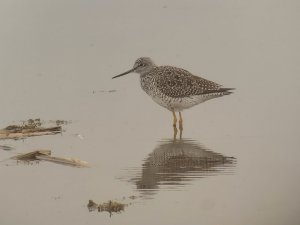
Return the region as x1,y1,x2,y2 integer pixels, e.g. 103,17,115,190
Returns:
0,1,300,225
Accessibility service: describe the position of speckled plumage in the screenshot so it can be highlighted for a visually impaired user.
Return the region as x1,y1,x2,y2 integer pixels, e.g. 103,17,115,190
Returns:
142,66,220,97
133,59,233,112
112,57,234,135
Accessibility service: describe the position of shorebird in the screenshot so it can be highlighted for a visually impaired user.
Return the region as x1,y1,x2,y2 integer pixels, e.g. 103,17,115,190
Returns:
112,57,234,137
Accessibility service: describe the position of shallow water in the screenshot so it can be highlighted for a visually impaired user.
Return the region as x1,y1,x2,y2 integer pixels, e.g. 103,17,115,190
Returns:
0,1,300,225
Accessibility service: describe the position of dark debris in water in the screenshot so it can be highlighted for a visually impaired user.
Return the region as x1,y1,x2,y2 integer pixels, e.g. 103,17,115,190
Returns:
0,119,62,140
92,89,117,94
5,118,42,131
0,145,14,151
11,150,51,161
49,120,72,126
87,200,126,216
10,150,89,168
87,195,138,216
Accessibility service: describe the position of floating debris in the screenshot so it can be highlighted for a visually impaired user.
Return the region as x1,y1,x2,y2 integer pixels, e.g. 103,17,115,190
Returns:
0,145,14,151
36,155,89,168
128,195,137,200
98,200,125,213
49,120,72,126
87,200,126,216
11,150,51,161
0,119,61,140
92,89,117,94
87,200,99,212
11,150,89,168
22,118,42,128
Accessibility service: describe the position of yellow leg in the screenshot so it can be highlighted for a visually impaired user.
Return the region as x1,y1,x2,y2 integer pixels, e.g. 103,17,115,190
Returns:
179,112,183,139
179,112,183,131
172,111,177,127
172,110,178,139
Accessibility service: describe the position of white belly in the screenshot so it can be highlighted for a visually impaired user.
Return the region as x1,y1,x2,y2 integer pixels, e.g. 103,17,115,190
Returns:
151,95,210,112
140,77,221,112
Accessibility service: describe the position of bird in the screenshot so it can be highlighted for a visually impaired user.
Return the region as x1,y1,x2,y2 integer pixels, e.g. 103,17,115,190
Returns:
112,57,234,138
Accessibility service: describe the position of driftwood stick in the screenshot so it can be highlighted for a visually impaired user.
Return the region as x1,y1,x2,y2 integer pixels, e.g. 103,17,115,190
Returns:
11,150,51,160
0,126,61,140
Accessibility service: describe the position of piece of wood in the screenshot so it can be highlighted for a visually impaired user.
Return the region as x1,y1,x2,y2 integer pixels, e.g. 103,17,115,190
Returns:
36,155,89,168
11,150,51,160
0,126,61,140
10,150,89,168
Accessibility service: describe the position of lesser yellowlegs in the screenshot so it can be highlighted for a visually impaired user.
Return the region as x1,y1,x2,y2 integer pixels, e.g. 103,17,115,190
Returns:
112,57,234,136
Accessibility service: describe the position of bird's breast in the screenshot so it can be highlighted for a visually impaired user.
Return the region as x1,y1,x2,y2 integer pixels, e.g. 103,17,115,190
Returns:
140,75,157,97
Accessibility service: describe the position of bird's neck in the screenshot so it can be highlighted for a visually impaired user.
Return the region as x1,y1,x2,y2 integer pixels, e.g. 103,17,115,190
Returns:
139,66,157,77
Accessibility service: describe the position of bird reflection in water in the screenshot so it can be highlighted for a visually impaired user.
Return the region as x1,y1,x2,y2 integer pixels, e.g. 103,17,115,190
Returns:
125,139,236,198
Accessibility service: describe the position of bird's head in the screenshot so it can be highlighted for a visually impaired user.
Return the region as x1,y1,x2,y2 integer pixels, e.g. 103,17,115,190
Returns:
112,57,156,79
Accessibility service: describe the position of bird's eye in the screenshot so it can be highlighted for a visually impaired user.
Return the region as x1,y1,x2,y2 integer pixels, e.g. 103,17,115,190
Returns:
141,63,145,67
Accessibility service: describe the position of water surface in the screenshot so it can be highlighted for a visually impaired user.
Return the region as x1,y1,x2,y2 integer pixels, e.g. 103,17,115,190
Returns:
0,1,299,225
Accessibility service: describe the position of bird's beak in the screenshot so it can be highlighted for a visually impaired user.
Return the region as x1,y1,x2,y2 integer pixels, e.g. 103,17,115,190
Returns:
112,66,139,79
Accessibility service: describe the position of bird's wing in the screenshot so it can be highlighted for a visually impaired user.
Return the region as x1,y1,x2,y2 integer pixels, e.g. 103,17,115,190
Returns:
154,66,223,98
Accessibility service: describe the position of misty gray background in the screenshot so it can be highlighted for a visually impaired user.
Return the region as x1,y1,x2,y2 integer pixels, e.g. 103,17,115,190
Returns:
0,1,299,225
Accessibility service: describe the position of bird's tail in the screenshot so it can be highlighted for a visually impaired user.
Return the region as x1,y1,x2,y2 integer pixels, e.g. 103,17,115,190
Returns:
219,88,235,95
203,88,235,95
